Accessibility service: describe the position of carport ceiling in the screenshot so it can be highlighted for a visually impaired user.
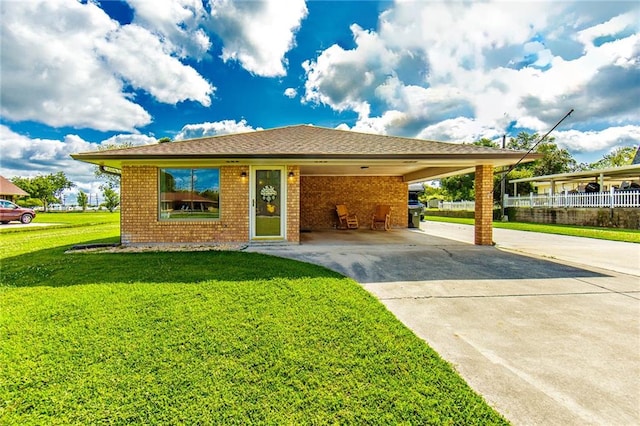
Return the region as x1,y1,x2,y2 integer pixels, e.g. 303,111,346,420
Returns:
296,159,506,182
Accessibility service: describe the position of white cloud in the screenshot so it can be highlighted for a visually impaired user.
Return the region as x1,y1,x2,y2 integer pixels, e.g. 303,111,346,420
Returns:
554,126,640,153
128,0,212,59
576,10,639,50
0,0,151,132
301,0,640,155
284,88,298,99
0,125,97,185
416,117,504,144
0,126,160,199
0,0,215,132
100,134,159,148
98,25,214,106
174,119,261,140
209,0,308,76
303,24,401,112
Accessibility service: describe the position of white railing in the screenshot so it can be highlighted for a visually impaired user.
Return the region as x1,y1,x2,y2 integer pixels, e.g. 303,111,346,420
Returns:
439,200,476,211
504,189,640,208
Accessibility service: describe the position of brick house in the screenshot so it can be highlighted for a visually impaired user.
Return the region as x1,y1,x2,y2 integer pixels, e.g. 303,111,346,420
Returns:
72,125,533,245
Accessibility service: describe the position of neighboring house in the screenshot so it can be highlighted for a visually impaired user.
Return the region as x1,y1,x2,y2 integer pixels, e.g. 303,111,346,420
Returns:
72,125,534,246
0,175,29,202
509,164,640,195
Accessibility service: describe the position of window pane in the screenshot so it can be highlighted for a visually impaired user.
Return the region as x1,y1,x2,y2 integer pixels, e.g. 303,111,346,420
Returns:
160,168,220,220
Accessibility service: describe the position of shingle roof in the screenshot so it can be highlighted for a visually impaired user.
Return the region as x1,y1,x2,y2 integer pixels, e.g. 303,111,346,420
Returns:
0,176,29,196
73,124,523,160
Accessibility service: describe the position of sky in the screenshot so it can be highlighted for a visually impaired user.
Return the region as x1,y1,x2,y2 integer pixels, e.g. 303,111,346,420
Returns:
1,0,639,203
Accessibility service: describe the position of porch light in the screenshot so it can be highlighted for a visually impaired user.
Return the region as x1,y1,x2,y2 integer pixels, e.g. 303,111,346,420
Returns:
241,171,247,179
288,171,295,179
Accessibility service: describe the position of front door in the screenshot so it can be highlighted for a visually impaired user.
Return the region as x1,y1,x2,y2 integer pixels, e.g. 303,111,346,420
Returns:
251,167,285,240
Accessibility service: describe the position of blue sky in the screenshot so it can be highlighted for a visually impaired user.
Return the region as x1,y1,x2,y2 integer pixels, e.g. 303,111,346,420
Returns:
1,0,639,200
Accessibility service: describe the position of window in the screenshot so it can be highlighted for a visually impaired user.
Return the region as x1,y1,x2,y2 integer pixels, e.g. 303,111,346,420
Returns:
159,168,220,220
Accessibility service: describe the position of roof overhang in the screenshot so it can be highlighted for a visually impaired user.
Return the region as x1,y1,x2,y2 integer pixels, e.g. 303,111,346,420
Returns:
72,153,536,183
71,125,541,183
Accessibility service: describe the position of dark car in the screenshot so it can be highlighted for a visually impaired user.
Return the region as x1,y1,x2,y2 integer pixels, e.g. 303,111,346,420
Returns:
0,200,36,224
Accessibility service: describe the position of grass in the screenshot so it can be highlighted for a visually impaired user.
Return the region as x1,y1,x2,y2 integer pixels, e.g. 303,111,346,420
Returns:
0,211,120,234
424,215,640,243
0,213,507,424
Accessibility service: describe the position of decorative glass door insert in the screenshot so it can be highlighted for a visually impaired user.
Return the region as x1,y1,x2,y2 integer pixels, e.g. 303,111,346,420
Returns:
254,169,282,237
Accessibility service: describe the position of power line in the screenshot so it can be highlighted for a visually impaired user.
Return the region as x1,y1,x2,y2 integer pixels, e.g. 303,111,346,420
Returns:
496,108,574,191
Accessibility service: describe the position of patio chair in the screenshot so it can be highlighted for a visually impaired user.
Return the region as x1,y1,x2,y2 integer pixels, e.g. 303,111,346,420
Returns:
371,204,391,231
336,204,359,229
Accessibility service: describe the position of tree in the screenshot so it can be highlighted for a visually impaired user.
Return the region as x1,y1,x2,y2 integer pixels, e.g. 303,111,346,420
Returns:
94,141,133,189
440,173,475,201
474,137,499,148
11,172,75,212
506,131,577,175
439,139,498,201
501,168,534,196
439,133,577,202
532,142,576,176
589,146,636,169
419,182,446,203
101,184,120,212
507,131,538,151
158,137,172,143
77,191,89,211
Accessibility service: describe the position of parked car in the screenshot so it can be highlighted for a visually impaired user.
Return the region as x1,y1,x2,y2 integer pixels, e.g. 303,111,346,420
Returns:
0,200,36,224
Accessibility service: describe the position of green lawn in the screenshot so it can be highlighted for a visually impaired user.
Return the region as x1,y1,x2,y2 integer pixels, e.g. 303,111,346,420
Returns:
424,215,640,243
0,213,507,424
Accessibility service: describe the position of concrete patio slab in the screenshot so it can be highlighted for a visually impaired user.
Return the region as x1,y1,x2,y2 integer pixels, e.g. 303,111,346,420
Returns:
248,224,640,425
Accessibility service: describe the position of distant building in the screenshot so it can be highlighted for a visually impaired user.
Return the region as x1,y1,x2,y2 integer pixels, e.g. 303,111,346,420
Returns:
0,176,29,202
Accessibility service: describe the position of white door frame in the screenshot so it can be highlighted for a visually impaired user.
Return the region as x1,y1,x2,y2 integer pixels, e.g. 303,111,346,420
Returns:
250,166,287,240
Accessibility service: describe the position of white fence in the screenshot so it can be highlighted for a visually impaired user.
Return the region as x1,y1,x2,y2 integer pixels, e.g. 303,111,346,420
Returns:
438,190,640,211
439,200,476,211
504,189,640,208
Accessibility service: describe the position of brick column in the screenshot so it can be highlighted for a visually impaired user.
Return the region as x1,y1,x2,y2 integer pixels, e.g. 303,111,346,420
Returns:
475,165,494,245
286,165,300,243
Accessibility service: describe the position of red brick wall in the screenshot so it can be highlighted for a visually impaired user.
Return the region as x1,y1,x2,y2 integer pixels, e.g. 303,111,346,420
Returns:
474,164,494,245
121,165,251,244
300,176,408,230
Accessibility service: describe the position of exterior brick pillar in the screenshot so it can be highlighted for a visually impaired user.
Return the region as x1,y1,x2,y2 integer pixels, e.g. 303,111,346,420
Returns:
475,164,494,245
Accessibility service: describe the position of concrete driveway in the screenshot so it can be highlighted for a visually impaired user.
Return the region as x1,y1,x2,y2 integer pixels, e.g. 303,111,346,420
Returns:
247,223,640,425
